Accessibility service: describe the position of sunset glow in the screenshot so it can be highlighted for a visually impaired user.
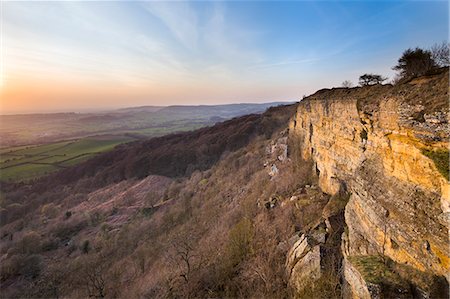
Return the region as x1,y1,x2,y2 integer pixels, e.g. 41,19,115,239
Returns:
2,1,448,114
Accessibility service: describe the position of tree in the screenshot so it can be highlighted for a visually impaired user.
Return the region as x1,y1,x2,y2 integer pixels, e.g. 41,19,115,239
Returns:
72,255,108,298
431,42,450,67
393,47,436,78
341,80,353,88
358,74,387,86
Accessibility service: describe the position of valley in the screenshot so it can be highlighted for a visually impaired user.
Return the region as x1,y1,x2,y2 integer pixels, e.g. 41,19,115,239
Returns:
0,103,285,182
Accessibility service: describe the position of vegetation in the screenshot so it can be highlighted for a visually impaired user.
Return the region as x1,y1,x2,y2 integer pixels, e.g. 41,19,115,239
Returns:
348,255,448,298
348,255,403,285
392,43,449,80
0,103,283,148
358,73,388,86
422,148,449,181
0,103,307,298
0,135,136,181
431,42,450,67
393,47,436,78
226,218,254,268
0,68,447,298
341,80,353,88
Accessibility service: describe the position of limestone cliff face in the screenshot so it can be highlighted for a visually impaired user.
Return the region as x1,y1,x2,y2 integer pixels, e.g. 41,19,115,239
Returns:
289,69,449,293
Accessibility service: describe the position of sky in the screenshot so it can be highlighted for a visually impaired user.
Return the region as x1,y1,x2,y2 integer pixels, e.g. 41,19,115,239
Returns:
1,1,448,114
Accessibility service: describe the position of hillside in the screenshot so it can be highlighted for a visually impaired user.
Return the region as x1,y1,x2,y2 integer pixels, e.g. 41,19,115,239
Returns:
0,69,448,298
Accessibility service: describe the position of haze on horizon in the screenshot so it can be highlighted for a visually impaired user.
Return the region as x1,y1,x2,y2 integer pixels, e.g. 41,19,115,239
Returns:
1,1,448,114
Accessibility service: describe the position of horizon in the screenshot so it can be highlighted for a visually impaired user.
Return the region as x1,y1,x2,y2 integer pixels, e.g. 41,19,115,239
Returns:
0,100,294,116
1,1,448,114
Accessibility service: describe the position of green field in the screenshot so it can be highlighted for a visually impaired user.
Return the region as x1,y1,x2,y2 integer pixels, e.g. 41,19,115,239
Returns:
0,135,136,182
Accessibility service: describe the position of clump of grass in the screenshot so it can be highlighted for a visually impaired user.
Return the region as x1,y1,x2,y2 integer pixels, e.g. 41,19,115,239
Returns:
322,192,350,218
422,148,449,181
348,255,403,286
349,255,448,297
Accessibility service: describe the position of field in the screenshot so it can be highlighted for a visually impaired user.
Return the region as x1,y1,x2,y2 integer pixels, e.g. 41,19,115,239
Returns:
0,135,136,182
0,103,287,181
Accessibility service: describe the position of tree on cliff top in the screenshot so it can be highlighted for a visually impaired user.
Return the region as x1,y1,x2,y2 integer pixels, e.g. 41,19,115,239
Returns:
393,47,436,78
431,42,450,67
358,74,387,86
341,80,353,88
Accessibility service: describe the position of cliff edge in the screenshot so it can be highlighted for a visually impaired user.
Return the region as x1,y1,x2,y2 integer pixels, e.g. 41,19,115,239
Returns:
289,68,449,298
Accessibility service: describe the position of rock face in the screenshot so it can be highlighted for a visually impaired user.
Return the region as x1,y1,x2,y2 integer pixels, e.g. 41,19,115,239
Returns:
289,69,449,295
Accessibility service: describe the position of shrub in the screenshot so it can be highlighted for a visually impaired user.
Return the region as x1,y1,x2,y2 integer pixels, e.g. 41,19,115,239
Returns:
226,218,254,268
53,219,88,241
18,231,41,254
1,254,43,280
65,211,72,219
422,148,449,181
40,237,59,252
41,203,59,219
81,240,90,254
21,254,43,278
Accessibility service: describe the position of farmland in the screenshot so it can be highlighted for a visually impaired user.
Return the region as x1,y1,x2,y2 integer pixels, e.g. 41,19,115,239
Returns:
0,135,135,181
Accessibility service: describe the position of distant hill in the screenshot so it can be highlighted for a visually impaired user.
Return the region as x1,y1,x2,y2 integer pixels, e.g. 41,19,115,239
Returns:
0,102,293,148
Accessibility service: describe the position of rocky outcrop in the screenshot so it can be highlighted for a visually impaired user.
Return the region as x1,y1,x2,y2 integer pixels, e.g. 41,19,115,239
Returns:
289,69,449,296
286,232,323,291
286,191,347,294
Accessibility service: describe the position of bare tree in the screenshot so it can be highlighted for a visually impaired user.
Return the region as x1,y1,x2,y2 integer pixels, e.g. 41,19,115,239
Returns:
173,240,197,283
163,236,205,299
431,42,450,67
72,256,108,298
132,244,151,275
341,80,353,88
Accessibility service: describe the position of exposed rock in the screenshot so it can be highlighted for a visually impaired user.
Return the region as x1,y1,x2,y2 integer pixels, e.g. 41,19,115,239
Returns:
286,211,344,294
268,164,279,177
265,132,289,176
286,233,322,292
289,69,449,295
343,258,381,299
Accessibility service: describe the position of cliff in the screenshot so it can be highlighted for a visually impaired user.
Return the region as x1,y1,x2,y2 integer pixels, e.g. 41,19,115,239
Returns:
289,68,449,297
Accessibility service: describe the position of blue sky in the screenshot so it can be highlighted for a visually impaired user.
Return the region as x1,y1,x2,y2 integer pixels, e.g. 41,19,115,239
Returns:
2,1,448,113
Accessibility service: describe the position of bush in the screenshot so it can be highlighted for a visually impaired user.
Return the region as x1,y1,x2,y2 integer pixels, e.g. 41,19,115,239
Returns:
18,231,41,254
422,148,449,181
53,219,88,242
41,203,59,219
81,240,90,254
226,218,254,268
1,254,43,280
40,237,59,252
393,47,436,78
